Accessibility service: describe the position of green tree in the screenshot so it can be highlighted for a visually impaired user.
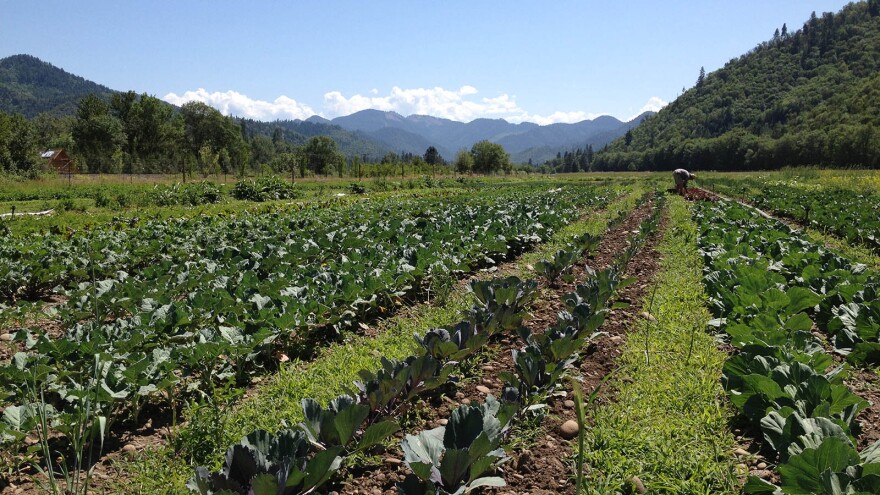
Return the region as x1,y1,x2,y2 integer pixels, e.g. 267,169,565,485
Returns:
302,135,343,176
470,140,510,174
72,94,125,173
180,101,248,179
32,112,75,151
198,145,219,177
453,148,474,174
0,111,40,172
424,145,443,176
129,94,180,173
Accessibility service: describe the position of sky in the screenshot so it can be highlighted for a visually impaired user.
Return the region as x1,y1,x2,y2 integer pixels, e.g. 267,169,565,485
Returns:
1,0,855,124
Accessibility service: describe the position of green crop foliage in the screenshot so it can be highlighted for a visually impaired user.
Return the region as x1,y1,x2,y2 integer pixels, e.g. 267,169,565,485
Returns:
581,196,740,495
119,183,640,494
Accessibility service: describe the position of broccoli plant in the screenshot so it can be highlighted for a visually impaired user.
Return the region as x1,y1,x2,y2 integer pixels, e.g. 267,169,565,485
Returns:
745,437,880,494
468,277,537,336
354,356,454,414
415,322,489,362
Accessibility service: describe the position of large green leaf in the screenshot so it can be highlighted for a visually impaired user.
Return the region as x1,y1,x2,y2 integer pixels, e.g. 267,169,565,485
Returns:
357,420,400,452
778,437,861,494
786,287,821,315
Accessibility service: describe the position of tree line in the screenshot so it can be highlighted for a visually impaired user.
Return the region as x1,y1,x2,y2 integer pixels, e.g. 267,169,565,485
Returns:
0,92,521,178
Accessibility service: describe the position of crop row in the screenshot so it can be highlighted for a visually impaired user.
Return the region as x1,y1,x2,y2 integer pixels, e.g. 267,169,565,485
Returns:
707,178,880,253
754,183,880,252
0,184,618,451
187,192,666,495
694,199,880,493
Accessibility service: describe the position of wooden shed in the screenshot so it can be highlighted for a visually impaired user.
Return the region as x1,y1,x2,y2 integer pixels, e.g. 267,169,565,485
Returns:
41,149,79,174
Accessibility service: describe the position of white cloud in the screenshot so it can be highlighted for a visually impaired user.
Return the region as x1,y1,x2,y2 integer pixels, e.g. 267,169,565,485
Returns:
162,85,657,126
322,86,608,125
323,85,524,122
628,96,668,121
162,88,317,121
526,111,605,126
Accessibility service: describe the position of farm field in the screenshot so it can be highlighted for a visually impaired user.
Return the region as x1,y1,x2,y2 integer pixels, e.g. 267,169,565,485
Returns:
1,171,879,495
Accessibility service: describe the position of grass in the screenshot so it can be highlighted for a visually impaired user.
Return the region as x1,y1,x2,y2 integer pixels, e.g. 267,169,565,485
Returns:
118,183,645,494
580,195,740,495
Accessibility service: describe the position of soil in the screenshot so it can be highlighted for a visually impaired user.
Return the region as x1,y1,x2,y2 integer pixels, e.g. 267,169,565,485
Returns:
666,187,720,202
850,369,880,450
334,196,667,495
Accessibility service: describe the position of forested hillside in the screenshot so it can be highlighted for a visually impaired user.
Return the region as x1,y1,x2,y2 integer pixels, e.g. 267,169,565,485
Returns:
0,55,115,117
594,1,880,171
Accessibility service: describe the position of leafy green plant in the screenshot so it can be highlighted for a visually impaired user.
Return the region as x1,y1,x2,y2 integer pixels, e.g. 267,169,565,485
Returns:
745,437,880,494
299,395,399,453
397,396,511,495
415,323,489,362
723,352,867,429
534,248,579,287
231,176,299,202
354,356,454,413
187,428,342,495
468,276,538,336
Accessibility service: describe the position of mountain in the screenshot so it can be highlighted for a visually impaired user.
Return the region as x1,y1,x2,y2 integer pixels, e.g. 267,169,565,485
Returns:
330,109,646,162
237,118,392,160
593,1,880,171
508,112,654,163
0,54,116,117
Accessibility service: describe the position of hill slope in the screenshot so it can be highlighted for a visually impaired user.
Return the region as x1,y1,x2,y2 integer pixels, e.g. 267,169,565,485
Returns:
0,54,117,117
594,1,880,171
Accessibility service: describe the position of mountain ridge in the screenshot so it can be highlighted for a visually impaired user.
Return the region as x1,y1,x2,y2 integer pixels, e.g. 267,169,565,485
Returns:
328,108,651,160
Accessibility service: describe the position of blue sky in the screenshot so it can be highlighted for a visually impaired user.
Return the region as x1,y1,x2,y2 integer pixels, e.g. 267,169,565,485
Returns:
1,0,854,124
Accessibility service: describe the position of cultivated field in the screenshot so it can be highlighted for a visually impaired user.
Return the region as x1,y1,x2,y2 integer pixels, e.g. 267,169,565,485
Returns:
1,171,878,495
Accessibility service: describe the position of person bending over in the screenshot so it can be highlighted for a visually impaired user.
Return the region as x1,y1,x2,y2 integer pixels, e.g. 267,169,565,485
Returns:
673,168,696,194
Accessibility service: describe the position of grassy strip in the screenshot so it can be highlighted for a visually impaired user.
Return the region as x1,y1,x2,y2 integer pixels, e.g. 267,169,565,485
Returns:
581,196,739,494
120,184,645,494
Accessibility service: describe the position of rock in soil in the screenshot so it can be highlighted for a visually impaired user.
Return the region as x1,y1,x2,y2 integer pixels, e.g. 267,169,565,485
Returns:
559,420,580,439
